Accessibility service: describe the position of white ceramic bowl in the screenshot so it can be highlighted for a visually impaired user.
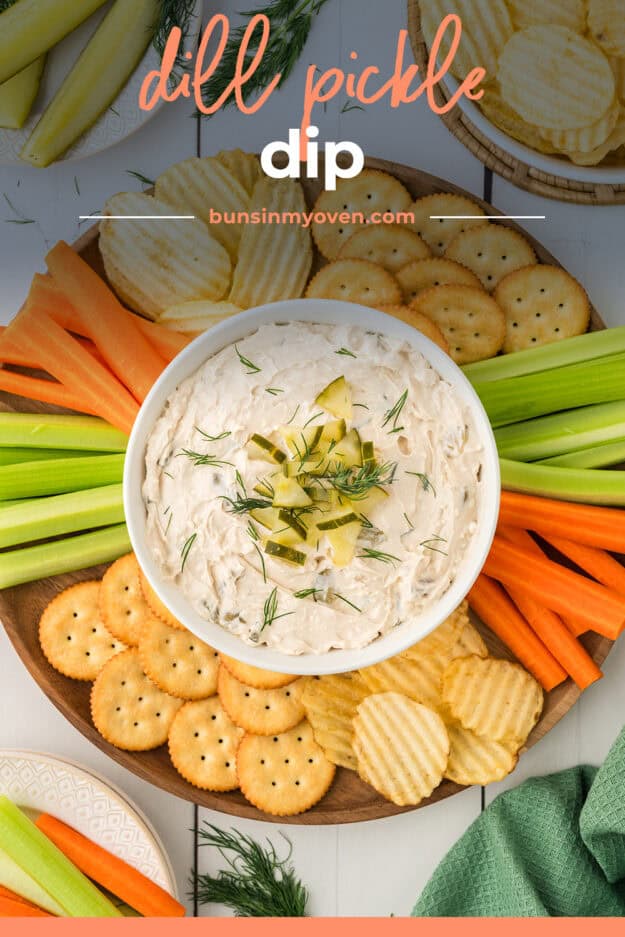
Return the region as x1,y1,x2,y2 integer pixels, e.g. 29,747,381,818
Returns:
446,74,625,185
124,300,500,675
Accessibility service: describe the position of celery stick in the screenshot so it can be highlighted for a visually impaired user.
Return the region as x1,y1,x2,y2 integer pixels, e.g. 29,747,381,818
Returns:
0,797,120,917
22,0,160,168
0,483,124,548
0,523,130,588
0,413,127,451
0,56,45,129
0,847,65,916
0,447,87,467
475,353,625,427
500,459,625,505
539,438,625,469
463,326,625,383
0,0,108,84
0,453,124,500
495,401,625,461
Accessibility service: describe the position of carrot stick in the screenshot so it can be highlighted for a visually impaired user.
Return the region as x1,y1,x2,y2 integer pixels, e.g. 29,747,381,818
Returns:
497,529,602,689
0,885,48,913
484,536,625,639
0,325,108,370
0,896,51,917
46,242,165,401
542,534,625,599
562,615,590,638
468,574,566,690
499,490,625,553
35,814,185,918
2,306,138,435
30,271,190,361
0,369,97,414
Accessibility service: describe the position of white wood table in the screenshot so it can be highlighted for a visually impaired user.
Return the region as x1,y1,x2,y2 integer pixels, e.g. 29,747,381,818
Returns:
1,0,624,917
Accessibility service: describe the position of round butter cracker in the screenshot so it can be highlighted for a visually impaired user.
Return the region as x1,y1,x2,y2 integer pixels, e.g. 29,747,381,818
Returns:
139,569,186,630
138,617,219,700
100,554,151,646
409,194,487,256
219,654,296,690
445,225,537,291
305,259,402,307
168,697,243,791
397,257,481,303
218,666,305,735
410,284,506,364
338,224,431,273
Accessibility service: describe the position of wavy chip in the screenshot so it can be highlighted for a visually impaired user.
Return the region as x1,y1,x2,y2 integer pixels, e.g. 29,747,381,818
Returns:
138,617,219,700
396,257,481,304
445,225,537,291
498,26,615,131
495,264,590,353
338,224,431,273
451,621,489,660
420,0,513,81
219,654,296,689
160,300,242,333
100,192,231,320
229,177,312,309
353,693,449,806
479,83,557,155
410,284,506,364
444,723,518,786
568,108,625,165
542,97,619,155
215,149,262,197
218,666,305,735
505,0,586,32
588,0,625,58
91,649,183,751
168,697,243,791
312,170,412,260
237,721,336,816
442,655,543,743
300,672,370,770
379,305,449,352
39,581,125,681
306,259,402,307
409,194,487,256
155,156,251,258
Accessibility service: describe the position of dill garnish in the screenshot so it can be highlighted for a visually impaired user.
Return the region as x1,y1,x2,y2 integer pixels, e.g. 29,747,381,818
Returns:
382,390,408,434
403,512,414,530
180,449,234,468
260,587,293,634
294,587,321,600
357,547,401,566
353,403,370,410
223,494,272,515
247,521,260,541
303,411,323,428
197,0,330,116
333,593,362,613
3,193,34,225
235,470,246,493
180,532,197,571
336,347,357,358
341,101,365,113
265,387,284,396
126,170,155,188
421,536,448,556
312,460,397,501
193,825,308,917
406,471,436,497
235,345,261,374
153,0,197,80
164,513,173,535
285,404,301,425
196,427,232,443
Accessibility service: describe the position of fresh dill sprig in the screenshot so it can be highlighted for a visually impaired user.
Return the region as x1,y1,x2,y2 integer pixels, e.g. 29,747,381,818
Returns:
223,494,272,515
353,402,370,410
192,825,308,917
421,536,448,556
293,587,321,600
247,521,260,541
196,427,232,443
180,449,234,468
247,523,267,582
406,471,436,497
235,470,247,493
340,101,365,113
198,0,330,116
382,390,408,434
3,193,34,225
314,460,397,501
153,0,197,80
265,387,284,396
335,347,357,358
126,170,155,188
333,592,362,613
73,176,81,196
235,345,261,374
285,404,301,425
403,512,414,530
260,587,293,634
303,411,323,429
357,547,401,566
180,532,197,571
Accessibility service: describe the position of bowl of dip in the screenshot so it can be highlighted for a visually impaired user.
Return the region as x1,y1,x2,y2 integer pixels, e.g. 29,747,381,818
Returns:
124,299,500,675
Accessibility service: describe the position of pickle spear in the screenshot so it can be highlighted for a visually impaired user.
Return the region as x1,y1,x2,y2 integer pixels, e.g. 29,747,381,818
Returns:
21,0,160,168
0,57,45,129
0,0,109,85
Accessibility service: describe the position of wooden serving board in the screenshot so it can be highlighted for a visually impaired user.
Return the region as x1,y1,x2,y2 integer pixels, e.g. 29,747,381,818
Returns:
0,156,612,824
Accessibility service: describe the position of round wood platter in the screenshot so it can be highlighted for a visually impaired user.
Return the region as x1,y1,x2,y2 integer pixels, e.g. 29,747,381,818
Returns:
0,155,613,824
407,0,625,206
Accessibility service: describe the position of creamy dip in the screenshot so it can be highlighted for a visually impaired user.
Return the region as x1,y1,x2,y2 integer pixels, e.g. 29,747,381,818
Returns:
143,321,484,654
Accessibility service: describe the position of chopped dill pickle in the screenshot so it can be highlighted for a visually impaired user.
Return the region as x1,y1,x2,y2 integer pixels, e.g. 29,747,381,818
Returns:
315,376,353,420
361,440,375,468
317,512,360,531
247,434,287,464
277,509,308,540
272,476,313,508
265,541,307,566
333,429,362,468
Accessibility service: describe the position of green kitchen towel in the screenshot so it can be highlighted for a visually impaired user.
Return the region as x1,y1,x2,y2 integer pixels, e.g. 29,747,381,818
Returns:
413,726,625,917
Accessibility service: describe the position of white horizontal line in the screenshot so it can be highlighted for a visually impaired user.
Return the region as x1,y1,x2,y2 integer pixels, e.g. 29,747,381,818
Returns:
79,215,196,220
430,215,546,220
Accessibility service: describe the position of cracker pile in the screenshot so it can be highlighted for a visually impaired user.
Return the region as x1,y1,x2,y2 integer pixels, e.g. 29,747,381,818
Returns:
420,0,625,168
39,566,543,815
98,152,590,365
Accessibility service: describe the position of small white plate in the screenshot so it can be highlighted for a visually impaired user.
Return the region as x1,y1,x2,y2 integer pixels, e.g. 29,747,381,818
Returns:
0,0,203,167
0,749,178,898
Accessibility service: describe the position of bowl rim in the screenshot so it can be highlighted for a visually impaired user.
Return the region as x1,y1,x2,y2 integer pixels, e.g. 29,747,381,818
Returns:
124,299,500,675
445,73,625,185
